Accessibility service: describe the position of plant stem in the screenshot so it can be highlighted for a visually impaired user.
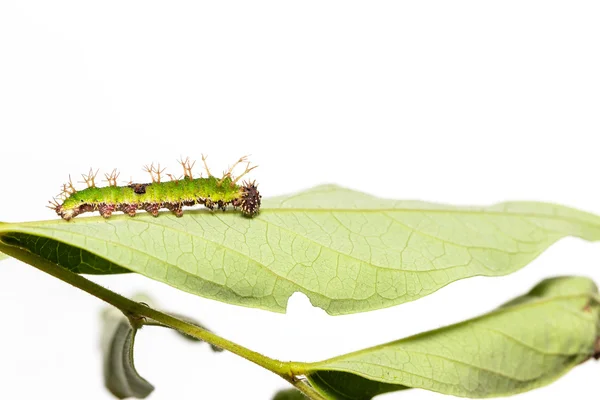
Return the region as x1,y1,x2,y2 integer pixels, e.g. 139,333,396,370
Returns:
0,244,326,399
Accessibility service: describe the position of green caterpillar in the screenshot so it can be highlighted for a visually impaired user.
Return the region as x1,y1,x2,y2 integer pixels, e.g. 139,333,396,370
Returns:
49,156,261,221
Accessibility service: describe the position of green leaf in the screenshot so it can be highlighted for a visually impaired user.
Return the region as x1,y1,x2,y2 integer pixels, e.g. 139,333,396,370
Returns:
101,307,154,399
298,277,600,399
2,185,600,314
0,252,8,262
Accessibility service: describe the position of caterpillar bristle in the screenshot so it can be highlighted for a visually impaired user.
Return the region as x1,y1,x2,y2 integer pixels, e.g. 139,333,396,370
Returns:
231,162,258,187
80,168,99,188
201,154,213,177
178,156,196,179
103,169,120,187
47,198,61,211
143,163,167,183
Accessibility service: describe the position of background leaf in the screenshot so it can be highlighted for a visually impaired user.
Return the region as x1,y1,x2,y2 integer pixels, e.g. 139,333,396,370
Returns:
2,185,600,314
100,295,222,399
306,371,408,400
165,312,224,352
128,293,224,352
101,307,154,399
271,388,308,400
298,276,600,398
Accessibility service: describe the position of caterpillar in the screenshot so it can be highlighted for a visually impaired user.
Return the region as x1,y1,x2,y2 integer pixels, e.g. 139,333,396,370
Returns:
48,155,261,221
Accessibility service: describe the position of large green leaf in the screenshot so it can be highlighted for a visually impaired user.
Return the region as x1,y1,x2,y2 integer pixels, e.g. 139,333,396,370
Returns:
299,276,600,399
1,185,600,314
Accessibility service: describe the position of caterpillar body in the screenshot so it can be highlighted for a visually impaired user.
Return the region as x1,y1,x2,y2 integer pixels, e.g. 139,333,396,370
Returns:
49,156,261,221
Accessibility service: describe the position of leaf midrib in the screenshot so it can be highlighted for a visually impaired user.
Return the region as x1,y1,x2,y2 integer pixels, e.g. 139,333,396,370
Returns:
261,207,600,227
0,225,475,311
10,204,600,230
4,216,536,293
11,205,599,254
0,211,588,306
308,330,589,390
9,223,310,298
321,353,576,387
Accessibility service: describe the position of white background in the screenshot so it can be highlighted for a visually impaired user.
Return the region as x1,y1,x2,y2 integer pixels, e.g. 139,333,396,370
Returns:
1,1,599,399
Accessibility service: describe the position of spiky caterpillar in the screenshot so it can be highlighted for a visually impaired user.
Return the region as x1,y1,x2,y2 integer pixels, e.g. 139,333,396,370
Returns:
49,156,261,221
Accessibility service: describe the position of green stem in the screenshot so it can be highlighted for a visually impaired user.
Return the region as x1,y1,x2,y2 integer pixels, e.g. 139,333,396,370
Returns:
0,244,325,399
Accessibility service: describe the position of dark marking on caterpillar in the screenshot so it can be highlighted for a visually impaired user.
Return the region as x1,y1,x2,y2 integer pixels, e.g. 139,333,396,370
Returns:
129,183,149,194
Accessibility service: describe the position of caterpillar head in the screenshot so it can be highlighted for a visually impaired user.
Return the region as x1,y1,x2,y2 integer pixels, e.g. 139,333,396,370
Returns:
239,181,261,216
52,191,94,221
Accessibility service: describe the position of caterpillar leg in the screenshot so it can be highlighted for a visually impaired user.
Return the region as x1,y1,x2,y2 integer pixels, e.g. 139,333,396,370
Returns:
119,204,137,217
98,204,115,218
166,202,184,217
145,203,160,217
173,205,184,217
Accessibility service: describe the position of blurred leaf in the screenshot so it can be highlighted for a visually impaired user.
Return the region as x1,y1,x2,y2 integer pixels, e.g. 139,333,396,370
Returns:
0,252,8,262
300,277,600,398
131,293,223,352
272,388,307,400
100,294,223,399
166,313,223,352
307,371,408,400
130,293,222,351
3,185,600,314
101,307,153,399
